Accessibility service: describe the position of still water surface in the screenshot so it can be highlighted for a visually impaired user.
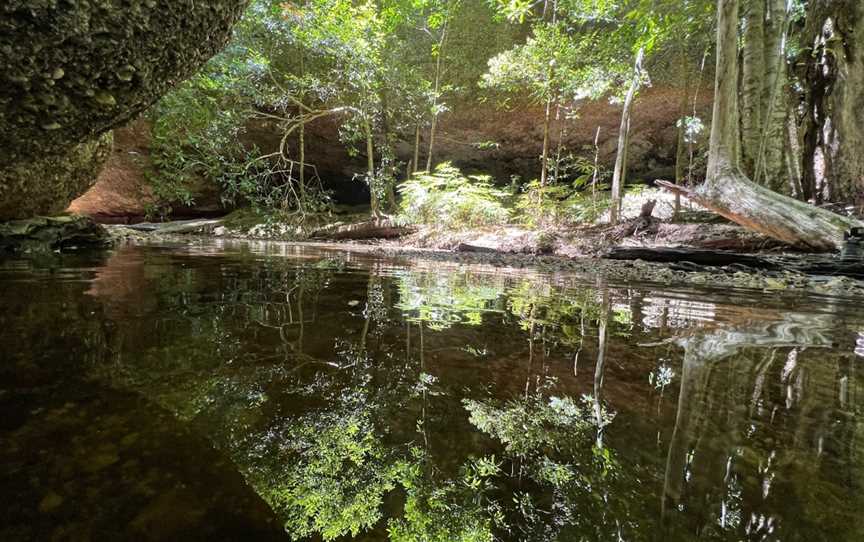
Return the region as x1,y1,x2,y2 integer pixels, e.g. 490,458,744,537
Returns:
2,242,864,541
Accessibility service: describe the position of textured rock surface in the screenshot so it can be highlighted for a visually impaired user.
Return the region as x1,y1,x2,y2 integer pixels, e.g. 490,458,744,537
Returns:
0,0,248,218
0,132,113,220
0,215,111,252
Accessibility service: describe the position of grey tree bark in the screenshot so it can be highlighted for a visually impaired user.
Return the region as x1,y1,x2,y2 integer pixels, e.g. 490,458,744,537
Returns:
610,47,644,225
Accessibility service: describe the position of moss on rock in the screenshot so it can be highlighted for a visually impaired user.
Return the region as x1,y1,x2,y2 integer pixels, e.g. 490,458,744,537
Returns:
0,215,112,253
0,0,248,218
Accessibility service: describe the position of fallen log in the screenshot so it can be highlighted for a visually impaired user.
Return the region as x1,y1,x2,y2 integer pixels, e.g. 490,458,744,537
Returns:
656,176,862,252
309,219,413,240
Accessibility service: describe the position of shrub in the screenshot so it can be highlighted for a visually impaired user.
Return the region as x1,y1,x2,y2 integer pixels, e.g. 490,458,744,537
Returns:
398,163,510,229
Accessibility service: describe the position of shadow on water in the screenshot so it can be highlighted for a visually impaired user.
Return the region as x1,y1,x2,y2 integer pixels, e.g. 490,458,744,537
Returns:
2,241,863,541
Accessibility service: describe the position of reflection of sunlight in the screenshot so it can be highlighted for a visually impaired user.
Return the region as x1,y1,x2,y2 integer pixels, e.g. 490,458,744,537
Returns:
642,297,717,329
856,332,864,357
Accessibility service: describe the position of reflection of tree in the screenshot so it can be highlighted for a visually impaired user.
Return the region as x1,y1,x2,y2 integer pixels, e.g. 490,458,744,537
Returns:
661,311,864,540
264,409,404,540
73,246,864,541
388,452,496,542
463,383,622,541
397,270,508,329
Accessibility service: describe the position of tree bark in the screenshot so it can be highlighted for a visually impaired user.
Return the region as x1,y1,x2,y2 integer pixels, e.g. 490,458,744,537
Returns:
800,0,864,206
674,49,692,216
741,0,766,174
610,47,644,225
658,0,862,251
823,1,864,205
755,0,791,192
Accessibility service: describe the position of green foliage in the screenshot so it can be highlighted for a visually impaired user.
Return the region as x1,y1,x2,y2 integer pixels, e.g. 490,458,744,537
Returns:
143,0,718,220
388,452,496,542
398,163,510,228
482,21,620,104
147,72,254,219
267,411,407,541
514,155,612,227
464,393,598,457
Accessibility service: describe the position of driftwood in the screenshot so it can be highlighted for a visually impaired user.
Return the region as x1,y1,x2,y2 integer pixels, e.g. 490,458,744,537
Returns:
605,246,864,279
125,219,223,234
309,219,413,240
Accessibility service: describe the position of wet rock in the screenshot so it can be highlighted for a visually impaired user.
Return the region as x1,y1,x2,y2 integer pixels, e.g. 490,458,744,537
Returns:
0,215,111,253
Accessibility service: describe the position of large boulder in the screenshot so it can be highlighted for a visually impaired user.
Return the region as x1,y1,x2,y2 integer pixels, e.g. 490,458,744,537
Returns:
0,0,248,220
0,132,113,220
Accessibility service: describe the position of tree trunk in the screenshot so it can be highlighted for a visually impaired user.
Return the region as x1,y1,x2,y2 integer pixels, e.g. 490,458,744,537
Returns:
365,120,378,217
674,50,692,217
298,120,306,211
658,0,862,251
610,47,644,225
425,20,448,173
755,0,791,192
540,97,552,186
412,124,420,176
298,52,306,211
822,1,864,206
800,1,864,206
741,0,766,175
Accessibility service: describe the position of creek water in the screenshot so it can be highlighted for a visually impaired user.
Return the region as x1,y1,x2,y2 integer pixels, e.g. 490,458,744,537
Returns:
2,242,863,541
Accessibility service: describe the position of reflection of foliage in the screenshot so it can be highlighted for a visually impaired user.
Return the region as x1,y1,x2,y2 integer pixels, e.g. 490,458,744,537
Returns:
266,410,406,541
388,451,497,542
397,270,506,330
464,390,622,540
464,393,606,458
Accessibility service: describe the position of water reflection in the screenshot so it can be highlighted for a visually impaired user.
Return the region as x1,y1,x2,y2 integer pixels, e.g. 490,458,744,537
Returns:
2,243,864,541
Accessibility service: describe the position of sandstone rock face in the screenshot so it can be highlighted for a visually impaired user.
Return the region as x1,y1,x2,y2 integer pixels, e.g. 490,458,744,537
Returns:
0,0,248,219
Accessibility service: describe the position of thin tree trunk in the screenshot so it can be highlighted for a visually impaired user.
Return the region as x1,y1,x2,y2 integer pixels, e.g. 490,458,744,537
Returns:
425,19,448,173
539,0,558,186
674,49,692,217
658,0,862,251
591,126,601,204
365,119,378,218
552,104,564,183
413,123,422,175
540,97,552,186
298,121,306,211
610,47,644,225
298,53,307,212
